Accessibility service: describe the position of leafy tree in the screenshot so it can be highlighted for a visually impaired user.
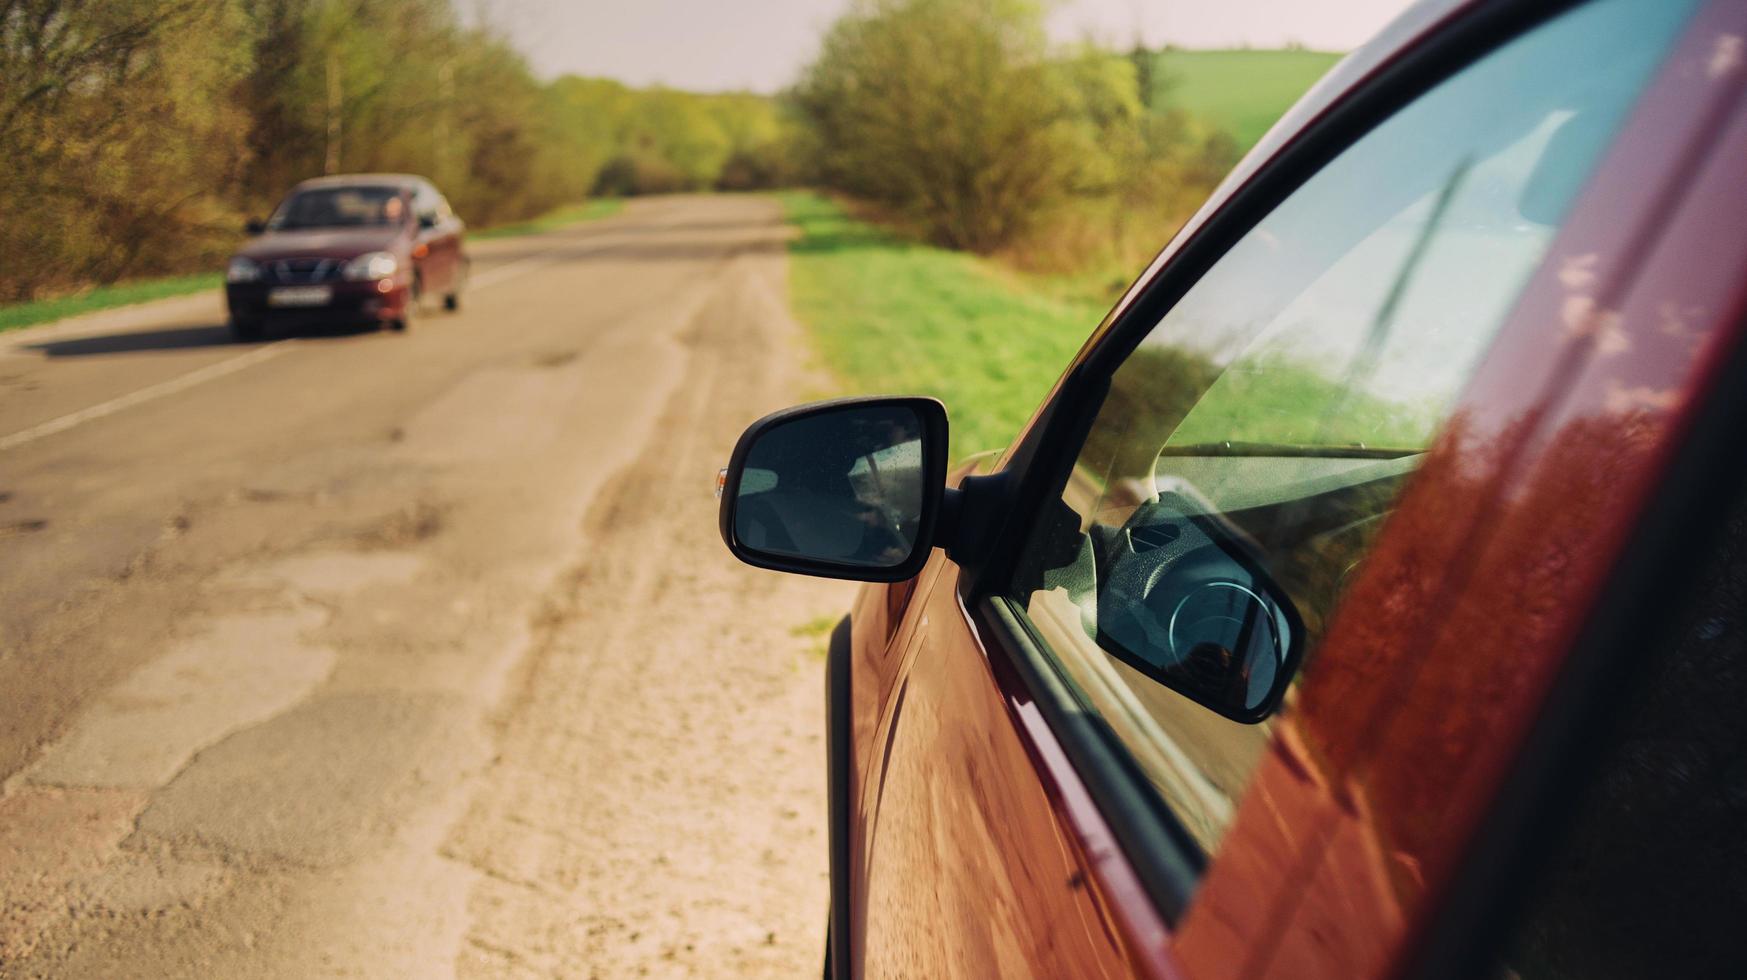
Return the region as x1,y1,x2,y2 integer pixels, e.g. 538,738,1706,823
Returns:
1,0,256,300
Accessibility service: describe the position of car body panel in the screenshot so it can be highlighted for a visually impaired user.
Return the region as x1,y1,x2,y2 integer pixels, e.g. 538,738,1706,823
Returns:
836,1,1747,978
234,225,404,263
225,278,413,328
853,553,1184,978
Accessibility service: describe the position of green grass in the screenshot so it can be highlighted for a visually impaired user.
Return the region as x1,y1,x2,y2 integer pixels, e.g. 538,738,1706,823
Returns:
0,273,223,335
473,198,623,239
1152,49,1343,150
780,191,1106,461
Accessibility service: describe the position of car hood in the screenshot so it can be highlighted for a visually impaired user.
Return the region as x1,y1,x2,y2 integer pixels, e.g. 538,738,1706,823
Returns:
237,226,406,261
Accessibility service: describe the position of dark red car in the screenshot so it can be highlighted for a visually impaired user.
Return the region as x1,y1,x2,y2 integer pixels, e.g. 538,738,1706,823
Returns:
225,173,467,339
719,0,1747,977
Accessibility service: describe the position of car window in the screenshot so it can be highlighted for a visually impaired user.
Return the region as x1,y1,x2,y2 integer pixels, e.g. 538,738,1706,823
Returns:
1492,479,1747,980
1008,0,1700,858
413,184,440,223
270,186,405,230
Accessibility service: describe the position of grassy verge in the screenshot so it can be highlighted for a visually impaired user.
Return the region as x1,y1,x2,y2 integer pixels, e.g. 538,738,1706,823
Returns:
779,191,1107,461
474,198,623,239
0,273,223,335
0,198,625,335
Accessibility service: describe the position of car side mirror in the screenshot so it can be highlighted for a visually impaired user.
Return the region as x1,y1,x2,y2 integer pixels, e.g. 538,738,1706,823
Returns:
244,218,266,235
718,397,948,582
418,214,438,230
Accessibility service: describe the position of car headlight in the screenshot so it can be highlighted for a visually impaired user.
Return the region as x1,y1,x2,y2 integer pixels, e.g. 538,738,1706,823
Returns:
342,251,398,281
226,257,262,283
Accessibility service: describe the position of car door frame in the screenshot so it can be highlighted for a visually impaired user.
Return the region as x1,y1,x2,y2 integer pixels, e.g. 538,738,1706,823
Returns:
845,0,1747,976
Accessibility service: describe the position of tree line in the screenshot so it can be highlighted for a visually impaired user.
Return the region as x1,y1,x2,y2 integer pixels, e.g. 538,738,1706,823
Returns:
2,0,1241,304
0,0,791,302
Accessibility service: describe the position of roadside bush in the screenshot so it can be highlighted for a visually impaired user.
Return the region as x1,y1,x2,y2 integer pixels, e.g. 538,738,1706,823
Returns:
791,0,1242,281
793,0,1085,252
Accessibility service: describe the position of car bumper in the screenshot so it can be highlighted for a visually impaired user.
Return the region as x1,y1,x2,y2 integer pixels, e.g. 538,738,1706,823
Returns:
226,280,410,325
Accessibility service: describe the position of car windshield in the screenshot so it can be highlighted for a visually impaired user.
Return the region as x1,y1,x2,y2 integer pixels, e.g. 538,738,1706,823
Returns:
269,187,405,230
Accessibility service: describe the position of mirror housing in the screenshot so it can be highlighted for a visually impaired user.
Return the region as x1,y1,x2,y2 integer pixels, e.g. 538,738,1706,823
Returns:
718,396,949,582
418,213,438,230
244,218,266,235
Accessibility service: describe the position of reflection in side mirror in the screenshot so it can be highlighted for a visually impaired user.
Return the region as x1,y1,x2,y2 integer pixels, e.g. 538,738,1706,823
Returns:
418,214,438,230
1094,492,1305,724
718,397,948,582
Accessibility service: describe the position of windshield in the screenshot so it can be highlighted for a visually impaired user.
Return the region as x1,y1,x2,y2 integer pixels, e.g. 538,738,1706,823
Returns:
269,187,407,230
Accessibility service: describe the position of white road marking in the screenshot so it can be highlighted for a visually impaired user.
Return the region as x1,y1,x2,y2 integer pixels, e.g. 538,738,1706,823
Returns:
0,341,294,452
3,236,598,453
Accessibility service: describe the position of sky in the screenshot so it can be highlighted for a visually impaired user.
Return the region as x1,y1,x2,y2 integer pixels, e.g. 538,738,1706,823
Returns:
487,0,1421,93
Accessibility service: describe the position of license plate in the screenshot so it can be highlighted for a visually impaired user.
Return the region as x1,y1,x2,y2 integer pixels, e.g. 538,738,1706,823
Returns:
268,285,333,308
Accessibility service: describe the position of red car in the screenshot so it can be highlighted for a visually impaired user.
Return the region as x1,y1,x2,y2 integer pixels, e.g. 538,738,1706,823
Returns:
719,0,1747,977
225,174,467,339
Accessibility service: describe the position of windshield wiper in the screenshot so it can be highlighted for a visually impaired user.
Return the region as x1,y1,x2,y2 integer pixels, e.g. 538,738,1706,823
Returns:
1157,441,1421,459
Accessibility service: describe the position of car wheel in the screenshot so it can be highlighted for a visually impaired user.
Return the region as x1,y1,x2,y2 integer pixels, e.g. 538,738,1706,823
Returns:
392,277,420,332
229,318,263,342
444,259,467,312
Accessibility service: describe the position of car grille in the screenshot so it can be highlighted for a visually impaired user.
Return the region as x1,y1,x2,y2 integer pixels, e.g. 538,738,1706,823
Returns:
268,258,343,284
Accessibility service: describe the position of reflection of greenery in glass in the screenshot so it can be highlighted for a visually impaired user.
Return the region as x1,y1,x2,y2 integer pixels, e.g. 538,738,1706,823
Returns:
1079,346,1218,484
1167,350,1440,451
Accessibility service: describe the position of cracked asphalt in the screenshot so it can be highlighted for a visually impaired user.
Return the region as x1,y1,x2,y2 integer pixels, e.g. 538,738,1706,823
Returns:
0,196,852,978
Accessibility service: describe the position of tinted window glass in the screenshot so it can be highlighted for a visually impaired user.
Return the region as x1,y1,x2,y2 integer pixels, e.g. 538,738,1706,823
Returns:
271,187,406,230
1009,0,1698,856
1496,484,1747,979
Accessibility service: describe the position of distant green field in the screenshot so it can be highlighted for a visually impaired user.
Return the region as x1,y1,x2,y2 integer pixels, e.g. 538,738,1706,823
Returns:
1152,49,1343,150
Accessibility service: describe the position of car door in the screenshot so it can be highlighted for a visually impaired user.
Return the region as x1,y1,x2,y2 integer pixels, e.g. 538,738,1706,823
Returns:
850,1,1734,977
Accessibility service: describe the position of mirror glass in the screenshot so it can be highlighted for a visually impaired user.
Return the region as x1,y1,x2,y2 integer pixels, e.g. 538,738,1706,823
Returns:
734,403,926,569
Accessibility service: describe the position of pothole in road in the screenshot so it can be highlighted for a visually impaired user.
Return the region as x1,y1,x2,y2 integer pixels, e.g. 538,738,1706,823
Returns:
23,607,336,790
533,349,578,368
354,501,447,550
0,518,47,537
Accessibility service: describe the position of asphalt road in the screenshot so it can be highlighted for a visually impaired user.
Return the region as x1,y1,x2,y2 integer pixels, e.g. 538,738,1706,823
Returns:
0,196,852,978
